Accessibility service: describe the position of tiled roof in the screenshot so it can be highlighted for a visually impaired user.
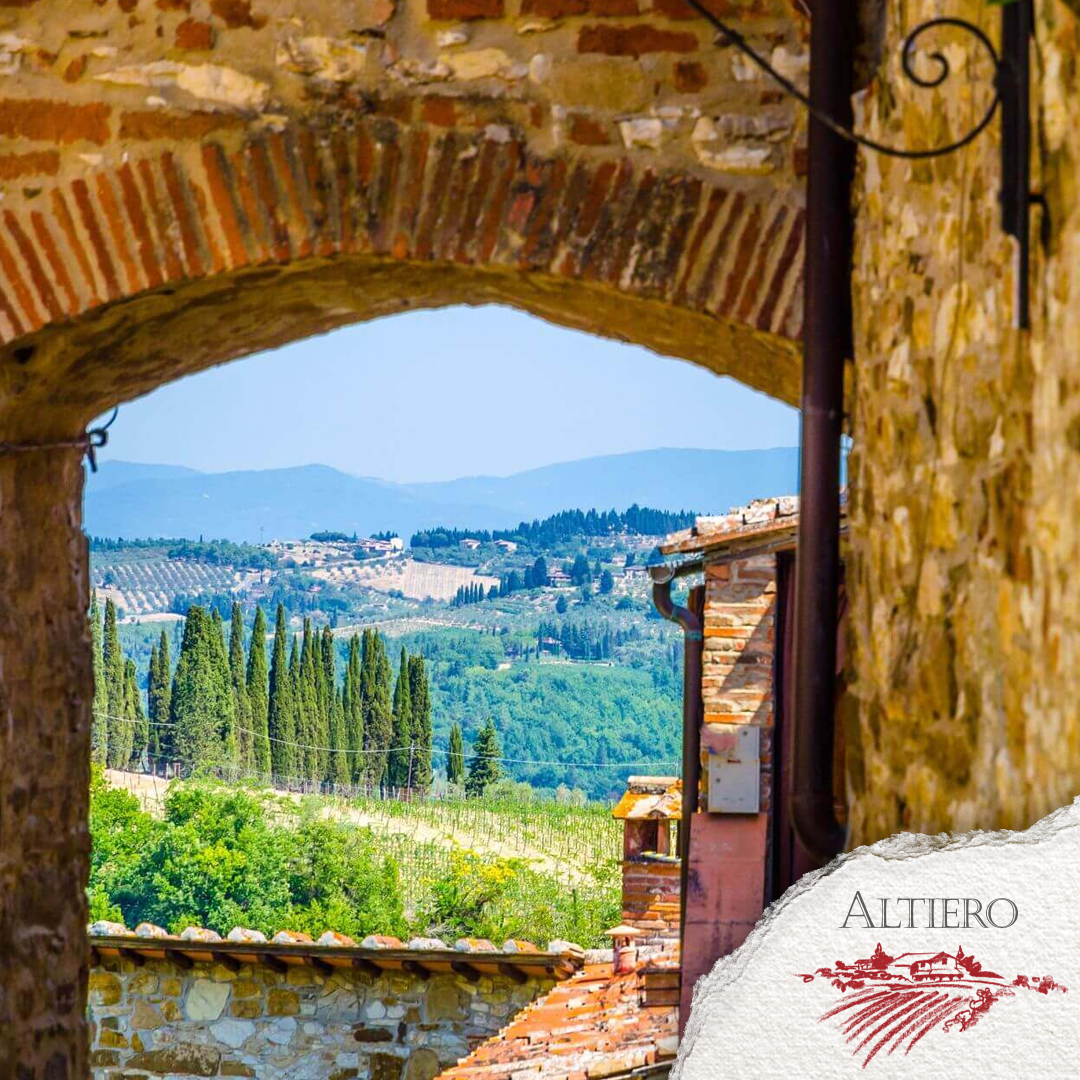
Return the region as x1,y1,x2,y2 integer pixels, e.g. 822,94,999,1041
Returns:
660,493,848,558
87,921,583,982
660,496,801,557
436,948,679,1080
611,777,682,821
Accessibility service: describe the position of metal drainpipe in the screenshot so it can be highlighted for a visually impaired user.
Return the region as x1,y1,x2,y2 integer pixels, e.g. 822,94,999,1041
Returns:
649,566,703,954
791,0,853,866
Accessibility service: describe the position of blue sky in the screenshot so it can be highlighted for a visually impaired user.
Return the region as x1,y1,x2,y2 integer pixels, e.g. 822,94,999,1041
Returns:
99,305,799,483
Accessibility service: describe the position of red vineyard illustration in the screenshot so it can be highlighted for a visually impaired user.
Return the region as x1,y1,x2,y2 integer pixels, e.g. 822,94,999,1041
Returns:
794,944,1067,1069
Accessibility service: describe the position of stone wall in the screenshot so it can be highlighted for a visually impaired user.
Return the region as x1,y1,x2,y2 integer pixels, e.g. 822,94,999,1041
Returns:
87,953,553,1080
847,0,1080,845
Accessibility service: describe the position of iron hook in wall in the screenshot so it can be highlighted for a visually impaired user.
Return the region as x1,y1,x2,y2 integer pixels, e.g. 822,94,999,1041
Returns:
682,0,1040,329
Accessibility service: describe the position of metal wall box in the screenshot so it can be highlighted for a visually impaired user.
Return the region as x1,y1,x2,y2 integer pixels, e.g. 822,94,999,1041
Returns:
704,724,761,814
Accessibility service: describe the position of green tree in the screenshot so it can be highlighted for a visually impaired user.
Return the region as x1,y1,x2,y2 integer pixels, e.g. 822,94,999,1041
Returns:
447,722,465,785
466,718,502,797
361,630,393,791
103,598,128,768
319,626,337,783
125,658,148,771
599,568,615,594
298,620,321,782
170,607,232,772
90,593,108,765
147,630,172,769
212,609,239,768
408,654,433,791
267,604,295,779
246,606,271,774
228,603,253,768
343,634,364,784
555,594,569,615
388,647,412,790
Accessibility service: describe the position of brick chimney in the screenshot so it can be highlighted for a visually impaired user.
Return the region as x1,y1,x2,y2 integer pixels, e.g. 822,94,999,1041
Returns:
611,776,682,944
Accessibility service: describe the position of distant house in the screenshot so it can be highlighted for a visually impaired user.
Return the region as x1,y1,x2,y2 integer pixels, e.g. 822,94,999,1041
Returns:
889,952,962,982
459,538,482,551
623,565,650,578
494,539,518,553
549,570,572,586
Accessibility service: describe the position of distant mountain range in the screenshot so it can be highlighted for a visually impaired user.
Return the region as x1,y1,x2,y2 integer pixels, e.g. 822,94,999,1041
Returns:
84,448,800,542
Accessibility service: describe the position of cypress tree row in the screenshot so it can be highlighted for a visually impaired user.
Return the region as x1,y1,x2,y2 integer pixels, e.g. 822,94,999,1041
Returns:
90,593,108,765
246,606,271,774
267,605,294,779
447,722,465,786
89,601,435,794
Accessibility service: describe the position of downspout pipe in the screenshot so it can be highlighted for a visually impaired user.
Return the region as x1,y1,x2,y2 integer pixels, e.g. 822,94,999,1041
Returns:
791,0,852,866
649,565,703,949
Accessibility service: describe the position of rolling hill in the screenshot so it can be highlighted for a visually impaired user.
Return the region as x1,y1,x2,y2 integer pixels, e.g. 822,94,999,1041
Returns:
85,447,800,542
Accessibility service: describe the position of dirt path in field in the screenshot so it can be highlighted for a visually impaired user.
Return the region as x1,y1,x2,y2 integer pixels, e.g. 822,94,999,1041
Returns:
104,770,583,882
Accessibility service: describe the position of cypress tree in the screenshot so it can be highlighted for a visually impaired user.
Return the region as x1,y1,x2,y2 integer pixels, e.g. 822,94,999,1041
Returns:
408,654,433,791
344,635,364,784
126,658,148,772
447,722,465,785
329,687,350,789
466,718,502,797
299,620,321,782
320,627,337,784
246,606,271,775
170,607,228,772
90,593,108,765
289,634,304,784
361,630,393,791
228,602,253,768
388,647,412,791
267,604,295,780
103,598,127,768
147,630,172,770
211,609,239,769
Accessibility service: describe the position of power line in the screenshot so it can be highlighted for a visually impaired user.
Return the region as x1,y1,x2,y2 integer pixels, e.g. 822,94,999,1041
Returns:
95,710,679,771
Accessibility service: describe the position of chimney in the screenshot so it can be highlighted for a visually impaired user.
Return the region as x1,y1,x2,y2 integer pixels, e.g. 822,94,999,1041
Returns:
605,924,643,974
611,776,682,944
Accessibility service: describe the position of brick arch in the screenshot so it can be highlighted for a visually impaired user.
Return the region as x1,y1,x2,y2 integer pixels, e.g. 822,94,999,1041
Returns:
0,0,809,425
1,116,803,420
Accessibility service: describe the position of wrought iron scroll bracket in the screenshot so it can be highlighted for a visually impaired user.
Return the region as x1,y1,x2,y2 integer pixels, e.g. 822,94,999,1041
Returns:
683,0,1039,329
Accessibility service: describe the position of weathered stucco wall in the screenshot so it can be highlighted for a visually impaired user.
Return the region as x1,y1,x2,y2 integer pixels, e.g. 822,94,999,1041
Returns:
847,0,1080,844
87,952,551,1080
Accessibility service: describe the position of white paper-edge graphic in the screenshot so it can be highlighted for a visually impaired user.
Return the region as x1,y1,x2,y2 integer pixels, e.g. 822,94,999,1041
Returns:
675,797,1079,1078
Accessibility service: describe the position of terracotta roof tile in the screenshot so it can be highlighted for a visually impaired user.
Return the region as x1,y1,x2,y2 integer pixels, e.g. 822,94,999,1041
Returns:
436,946,679,1080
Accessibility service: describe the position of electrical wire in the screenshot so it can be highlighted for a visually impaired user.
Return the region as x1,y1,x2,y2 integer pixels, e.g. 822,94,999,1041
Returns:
94,711,679,771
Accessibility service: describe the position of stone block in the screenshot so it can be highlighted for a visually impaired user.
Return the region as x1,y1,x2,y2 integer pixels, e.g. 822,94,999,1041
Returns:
186,978,230,1021
370,1052,406,1080
127,1044,222,1076
267,988,301,1016
426,978,468,1022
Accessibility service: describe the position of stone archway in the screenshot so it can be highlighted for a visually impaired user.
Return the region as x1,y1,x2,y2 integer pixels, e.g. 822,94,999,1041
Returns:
0,0,812,1074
